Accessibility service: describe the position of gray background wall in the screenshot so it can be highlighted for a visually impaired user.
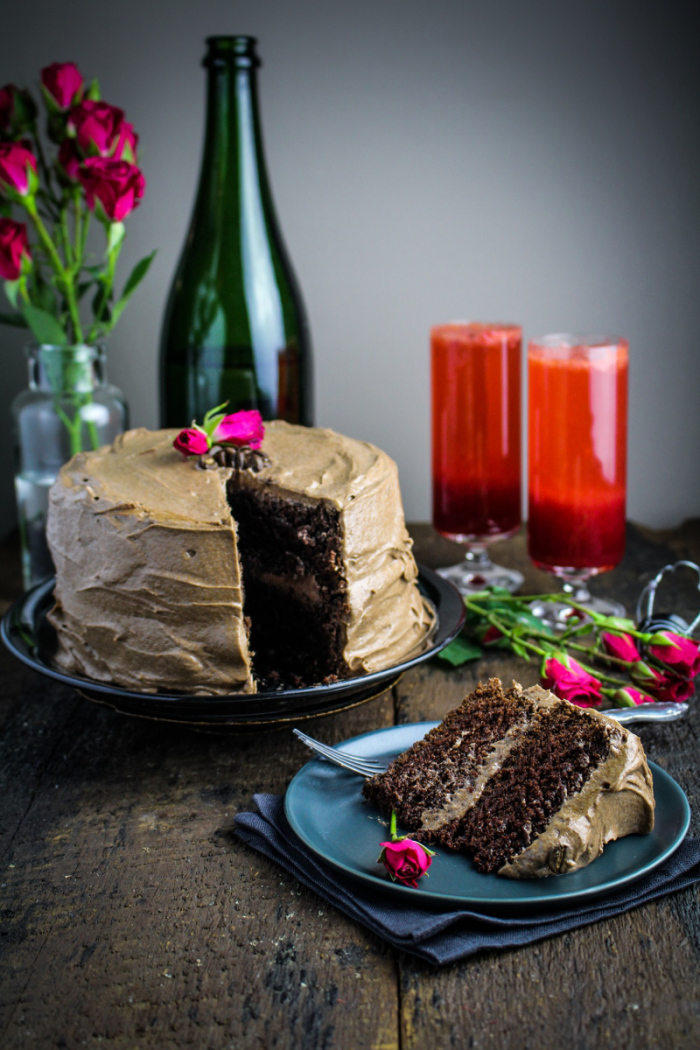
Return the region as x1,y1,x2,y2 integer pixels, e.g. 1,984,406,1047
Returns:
2,0,699,536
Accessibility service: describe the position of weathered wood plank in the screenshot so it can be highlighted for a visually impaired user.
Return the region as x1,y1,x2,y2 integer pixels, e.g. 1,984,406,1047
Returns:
1,523,700,1048
0,683,399,1049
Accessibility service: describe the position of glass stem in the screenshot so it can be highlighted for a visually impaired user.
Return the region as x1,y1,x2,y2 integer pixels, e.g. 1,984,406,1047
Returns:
561,579,592,603
464,544,493,570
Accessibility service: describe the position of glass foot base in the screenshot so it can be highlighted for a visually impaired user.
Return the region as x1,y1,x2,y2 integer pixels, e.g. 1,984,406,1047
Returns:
437,561,524,596
529,594,626,632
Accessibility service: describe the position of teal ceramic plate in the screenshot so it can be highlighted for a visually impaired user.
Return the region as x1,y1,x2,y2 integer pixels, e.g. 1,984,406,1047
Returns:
285,722,690,913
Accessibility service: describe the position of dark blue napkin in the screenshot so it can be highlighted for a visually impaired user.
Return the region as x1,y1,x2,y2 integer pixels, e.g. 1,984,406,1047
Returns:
234,793,700,966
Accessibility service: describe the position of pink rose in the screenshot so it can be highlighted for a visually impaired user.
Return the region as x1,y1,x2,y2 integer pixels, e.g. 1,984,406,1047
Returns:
68,100,126,157
613,686,654,707
378,839,433,888
0,217,30,280
647,631,700,678
601,631,641,663
542,654,603,707
214,409,265,449
173,428,210,457
58,139,81,181
41,62,83,109
0,142,38,197
78,157,145,221
111,121,139,163
630,661,695,703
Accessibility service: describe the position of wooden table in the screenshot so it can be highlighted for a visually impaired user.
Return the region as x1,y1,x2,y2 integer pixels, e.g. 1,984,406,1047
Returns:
1,522,699,1049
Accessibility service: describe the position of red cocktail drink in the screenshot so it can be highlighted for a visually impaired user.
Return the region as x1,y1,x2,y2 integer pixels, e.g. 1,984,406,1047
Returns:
528,335,628,577
432,323,522,542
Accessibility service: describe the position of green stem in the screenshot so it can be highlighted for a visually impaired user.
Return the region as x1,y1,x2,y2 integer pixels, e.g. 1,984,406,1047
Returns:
24,198,83,343
89,231,120,341
466,599,627,686
601,686,636,707
80,206,90,262
55,403,84,457
60,206,74,269
73,192,82,265
390,811,398,841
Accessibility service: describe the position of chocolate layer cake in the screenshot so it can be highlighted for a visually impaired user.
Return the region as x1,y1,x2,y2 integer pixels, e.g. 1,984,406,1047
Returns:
46,423,434,695
363,679,655,878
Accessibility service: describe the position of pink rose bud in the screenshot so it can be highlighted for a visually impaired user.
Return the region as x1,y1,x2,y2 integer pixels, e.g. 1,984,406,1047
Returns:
542,654,603,708
647,631,700,678
173,428,210,457
613,686,654,707
214,409,265,449
0,142,38,197
41,62,83,109
68,100,126,157
0,217,30,280
78,157,145,222
378,839,433,888
632,662,694,703
601,631,641,663
630,660,656,684
111,121,139,163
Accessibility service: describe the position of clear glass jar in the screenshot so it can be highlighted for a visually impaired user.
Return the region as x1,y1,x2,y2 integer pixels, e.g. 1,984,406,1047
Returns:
11,343,129,589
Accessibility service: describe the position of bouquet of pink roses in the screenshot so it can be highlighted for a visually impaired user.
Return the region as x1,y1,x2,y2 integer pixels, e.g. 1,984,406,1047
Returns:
0,62,154,345
439,588,700,710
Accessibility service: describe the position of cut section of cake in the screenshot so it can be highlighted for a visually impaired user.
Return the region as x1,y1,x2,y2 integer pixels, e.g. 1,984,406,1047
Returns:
46,422,434,695
362,678,655,878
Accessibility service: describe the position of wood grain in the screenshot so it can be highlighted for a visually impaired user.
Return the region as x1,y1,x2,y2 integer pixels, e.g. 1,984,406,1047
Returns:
1,523,699,1049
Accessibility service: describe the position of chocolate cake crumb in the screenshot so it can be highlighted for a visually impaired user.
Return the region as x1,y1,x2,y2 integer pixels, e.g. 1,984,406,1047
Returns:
227,484,349,689
362,679,647,878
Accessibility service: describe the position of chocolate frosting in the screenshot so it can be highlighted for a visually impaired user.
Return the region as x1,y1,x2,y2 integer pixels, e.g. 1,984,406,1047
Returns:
47,423,434,695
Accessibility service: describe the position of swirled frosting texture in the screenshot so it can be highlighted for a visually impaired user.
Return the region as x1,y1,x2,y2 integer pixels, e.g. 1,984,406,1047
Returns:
47,423,433,694
499,690,655,878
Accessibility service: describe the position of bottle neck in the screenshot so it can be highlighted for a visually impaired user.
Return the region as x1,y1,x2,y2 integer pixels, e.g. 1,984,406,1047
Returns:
27,344,106,394
198,37,272,215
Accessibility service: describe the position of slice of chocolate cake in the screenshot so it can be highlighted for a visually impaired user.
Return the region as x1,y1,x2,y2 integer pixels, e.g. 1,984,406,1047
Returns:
362,678,655,879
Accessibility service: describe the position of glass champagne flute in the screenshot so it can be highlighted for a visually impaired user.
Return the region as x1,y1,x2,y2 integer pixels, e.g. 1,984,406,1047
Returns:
431,322,524,594
527,333,628,624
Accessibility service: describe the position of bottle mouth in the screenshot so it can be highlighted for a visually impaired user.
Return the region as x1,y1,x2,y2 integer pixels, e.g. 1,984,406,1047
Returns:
204,36,261,69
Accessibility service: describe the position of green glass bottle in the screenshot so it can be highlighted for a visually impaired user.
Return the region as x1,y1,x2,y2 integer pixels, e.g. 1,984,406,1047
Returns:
160,36,313,427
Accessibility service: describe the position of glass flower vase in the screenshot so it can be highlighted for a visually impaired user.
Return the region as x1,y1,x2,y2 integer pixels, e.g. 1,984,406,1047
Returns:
11,343,129,589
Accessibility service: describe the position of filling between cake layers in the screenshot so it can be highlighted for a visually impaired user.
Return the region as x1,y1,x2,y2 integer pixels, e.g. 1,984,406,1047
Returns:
227,480,350,689
457,705,612,873
362,681,537,833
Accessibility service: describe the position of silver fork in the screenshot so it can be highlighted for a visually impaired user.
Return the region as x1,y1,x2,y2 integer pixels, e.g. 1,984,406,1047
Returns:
293,728,389,778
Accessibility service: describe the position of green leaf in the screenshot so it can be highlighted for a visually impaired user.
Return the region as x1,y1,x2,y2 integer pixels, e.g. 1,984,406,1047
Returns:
436,636,483,667
0,310,28,328
510,639,530,660
86,77,100,101
20,302,68,345
109,250,156,328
